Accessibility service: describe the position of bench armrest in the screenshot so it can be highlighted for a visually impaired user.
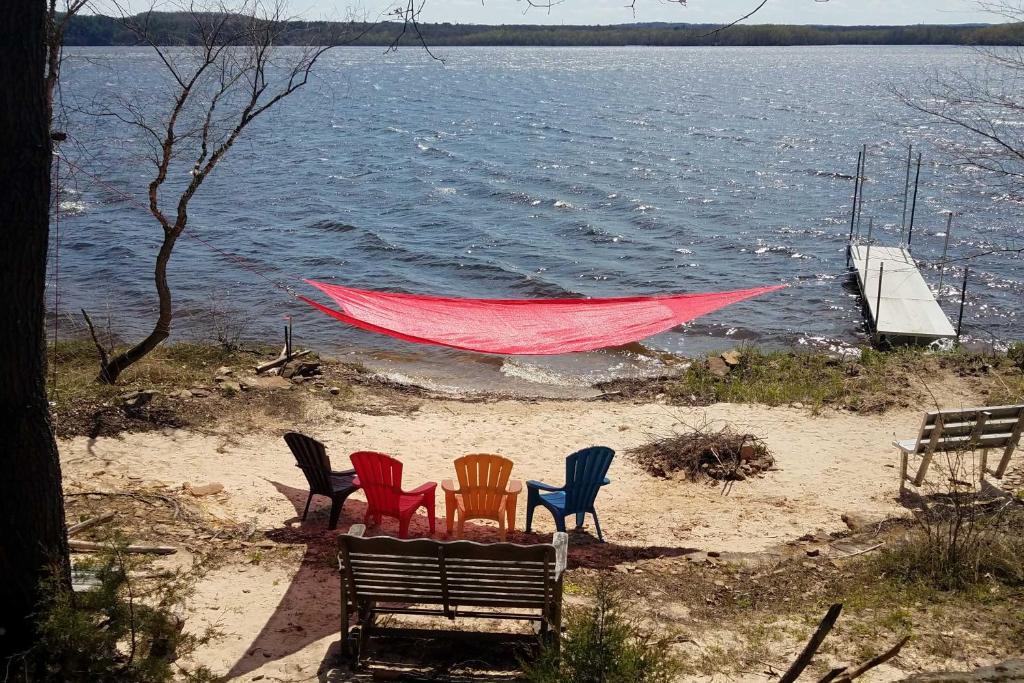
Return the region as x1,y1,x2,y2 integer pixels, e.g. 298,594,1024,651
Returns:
552,532,569,580
347,524,366,538
526,480,563,493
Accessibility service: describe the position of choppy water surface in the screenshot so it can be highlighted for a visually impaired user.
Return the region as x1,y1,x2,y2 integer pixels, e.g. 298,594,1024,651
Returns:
54,46,1023,391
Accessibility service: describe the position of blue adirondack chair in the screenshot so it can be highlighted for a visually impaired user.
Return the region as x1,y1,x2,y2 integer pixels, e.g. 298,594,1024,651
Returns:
525,446,615,542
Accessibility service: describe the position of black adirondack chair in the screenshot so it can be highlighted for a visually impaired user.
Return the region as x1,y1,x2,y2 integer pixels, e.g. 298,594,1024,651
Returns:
284,432,360,530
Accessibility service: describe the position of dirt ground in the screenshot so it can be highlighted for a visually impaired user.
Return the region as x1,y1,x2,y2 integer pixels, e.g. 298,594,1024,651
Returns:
58,377,1024,682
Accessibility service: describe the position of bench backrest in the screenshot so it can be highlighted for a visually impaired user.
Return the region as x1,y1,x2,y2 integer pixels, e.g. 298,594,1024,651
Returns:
338,526,566,616
909,404,1024,456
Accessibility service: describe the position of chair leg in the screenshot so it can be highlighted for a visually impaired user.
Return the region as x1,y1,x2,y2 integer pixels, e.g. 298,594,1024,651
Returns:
498,514,506,541
591,509,604,543
554,514,566,533
328,495,344,530
301,492,313,521
574,512,585,530
506,493,518,535
445,492,456,536
425,496,436,535
456,516,465,539
525,490,538,532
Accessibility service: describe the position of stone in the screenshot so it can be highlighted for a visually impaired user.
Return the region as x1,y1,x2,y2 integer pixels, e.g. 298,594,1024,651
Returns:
841,511,882,533
246,375,292,390
190,388,212,398
171,389,193,399
215,366,234,377
121,389,157,410
902,659,1024,682
806,548,820,557
329,386,342,395
721,350,742,367
707,356,730,377
793,402,805,409
185,482,224,497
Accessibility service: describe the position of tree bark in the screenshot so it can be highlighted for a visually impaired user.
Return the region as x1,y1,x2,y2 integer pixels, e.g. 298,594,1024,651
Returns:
0,0,71,660
97,231,178,383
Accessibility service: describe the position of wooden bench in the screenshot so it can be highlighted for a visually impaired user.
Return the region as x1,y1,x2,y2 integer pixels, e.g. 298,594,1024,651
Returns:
337,524,568,664
896,404,1024,490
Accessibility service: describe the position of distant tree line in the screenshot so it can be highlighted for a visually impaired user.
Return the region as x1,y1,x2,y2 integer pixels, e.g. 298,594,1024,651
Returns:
63,13,1024,47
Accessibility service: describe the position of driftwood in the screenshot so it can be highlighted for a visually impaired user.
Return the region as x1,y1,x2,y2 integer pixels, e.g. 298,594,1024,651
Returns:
778,603,909,682
70,539,177,555
779,603,843,683
255,348,310,374
67,511,116,535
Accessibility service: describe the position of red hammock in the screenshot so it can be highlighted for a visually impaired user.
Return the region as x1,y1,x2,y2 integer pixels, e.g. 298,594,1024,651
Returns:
300,279,784,355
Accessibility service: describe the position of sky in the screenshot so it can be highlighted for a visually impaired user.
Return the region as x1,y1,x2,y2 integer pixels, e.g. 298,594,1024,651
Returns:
309,0,1003,26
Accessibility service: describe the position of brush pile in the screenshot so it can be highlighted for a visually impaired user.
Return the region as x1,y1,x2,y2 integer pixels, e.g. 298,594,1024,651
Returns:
629,423,775,482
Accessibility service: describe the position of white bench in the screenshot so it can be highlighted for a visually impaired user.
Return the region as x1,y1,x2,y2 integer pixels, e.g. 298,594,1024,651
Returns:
896,404,1024,490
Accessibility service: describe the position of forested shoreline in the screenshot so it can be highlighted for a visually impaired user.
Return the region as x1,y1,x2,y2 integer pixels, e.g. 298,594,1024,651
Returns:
65,13,1024,47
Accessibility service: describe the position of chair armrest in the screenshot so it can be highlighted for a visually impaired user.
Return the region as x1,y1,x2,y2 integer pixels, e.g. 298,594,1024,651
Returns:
351,476,360,487
506,479,523,495
405,481,438,496
552,532,569,580
441,479,459,494
331,468,357,477
526,480,564,492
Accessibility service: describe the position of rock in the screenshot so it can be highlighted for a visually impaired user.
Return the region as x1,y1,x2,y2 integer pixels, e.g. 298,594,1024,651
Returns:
707,551,721,558
792,402,805,409
707,356,730,377
185,482,224,497
121,389,157,410
806,548,820,557
171,389,193,399
329,386,342,395
721,350,742,367
247,375,292,390
841,511,881,532
215,366,234,377
219,380,242,395
190,388,212,398
739,444,756,461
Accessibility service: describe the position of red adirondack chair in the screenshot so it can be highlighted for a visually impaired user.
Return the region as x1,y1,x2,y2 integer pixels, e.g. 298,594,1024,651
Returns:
349,451,437,539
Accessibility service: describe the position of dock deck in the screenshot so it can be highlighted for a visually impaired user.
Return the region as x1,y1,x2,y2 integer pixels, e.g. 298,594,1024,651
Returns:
848,244,955,343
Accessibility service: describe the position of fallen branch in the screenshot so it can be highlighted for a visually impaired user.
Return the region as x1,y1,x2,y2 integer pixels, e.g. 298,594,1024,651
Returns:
70,539,177,555
779,603,843,683
832,542,884,559
67,511,115,535
819,636,910,682
255,348,310,374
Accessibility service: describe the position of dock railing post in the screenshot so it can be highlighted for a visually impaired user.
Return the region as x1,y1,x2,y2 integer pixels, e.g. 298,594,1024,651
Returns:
901,143,913,240
956,266,970,344
875,262,885,344
847,149,863,267
855,145,867,239
907,152,922,252
863,218,874,284
938,212,953,295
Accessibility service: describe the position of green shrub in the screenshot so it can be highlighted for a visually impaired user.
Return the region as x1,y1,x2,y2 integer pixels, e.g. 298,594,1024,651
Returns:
522,581,680,683
12,545,218,682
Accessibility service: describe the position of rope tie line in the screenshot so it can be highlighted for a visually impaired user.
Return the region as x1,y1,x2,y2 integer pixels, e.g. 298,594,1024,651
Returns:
55,154,305,301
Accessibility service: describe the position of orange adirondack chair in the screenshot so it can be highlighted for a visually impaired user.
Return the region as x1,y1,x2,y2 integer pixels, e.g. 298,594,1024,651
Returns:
350,451,437,539
441,454,522,540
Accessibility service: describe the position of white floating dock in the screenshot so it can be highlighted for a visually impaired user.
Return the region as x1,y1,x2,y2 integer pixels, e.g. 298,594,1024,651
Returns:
848,244,955,343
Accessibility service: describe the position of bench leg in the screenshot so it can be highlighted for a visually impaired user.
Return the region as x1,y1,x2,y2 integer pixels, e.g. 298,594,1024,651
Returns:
898,450,908,493
979,449,988,485
913,450,934,488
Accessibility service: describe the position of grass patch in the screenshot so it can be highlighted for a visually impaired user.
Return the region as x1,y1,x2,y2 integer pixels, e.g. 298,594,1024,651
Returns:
659,346,1024,412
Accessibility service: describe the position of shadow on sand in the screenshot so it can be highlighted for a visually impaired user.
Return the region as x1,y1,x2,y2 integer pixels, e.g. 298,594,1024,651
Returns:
225,480,698,681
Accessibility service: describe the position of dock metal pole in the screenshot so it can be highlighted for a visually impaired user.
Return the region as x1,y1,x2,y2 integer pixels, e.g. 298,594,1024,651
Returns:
848,149,862,242
907,152,922,252
864,217,874,280
856,145,867,238
875,261,885,343
901,144,912,237
938,212,953,295
956,266,969,343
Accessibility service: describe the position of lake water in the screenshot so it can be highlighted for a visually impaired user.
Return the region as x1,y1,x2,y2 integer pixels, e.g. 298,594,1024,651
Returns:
53,46,1023,393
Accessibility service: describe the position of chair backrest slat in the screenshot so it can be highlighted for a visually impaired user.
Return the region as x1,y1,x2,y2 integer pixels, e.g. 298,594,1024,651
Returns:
455,454,513,517
284,432,332,495
912,405,1024,454
563,446,615,514
338,534,557,610
350,451,406,516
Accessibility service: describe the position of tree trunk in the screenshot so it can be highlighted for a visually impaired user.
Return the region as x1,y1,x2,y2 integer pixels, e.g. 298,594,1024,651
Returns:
0,0,71,660
98,231,178,383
